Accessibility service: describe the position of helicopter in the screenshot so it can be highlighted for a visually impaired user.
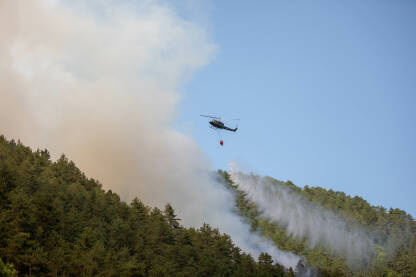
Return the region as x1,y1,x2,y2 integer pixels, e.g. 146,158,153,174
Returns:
200,115,239,146
200,115,238,132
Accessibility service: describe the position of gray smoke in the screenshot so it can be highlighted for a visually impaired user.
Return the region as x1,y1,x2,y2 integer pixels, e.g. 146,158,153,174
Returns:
0,0,300,268
229,163,376,268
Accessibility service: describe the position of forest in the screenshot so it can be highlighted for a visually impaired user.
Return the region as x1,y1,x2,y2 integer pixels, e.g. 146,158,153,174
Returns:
0,135,293,276
219,170,416,276
1,134,415,276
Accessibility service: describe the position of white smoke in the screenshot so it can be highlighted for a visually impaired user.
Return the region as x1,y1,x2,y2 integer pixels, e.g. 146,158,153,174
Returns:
229,163,375,268
209,173,301,269
0,0,299,268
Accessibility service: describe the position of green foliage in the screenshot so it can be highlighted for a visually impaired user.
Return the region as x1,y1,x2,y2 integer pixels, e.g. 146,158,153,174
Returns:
219,170,416,277
0,258,17,277
0,135,293,276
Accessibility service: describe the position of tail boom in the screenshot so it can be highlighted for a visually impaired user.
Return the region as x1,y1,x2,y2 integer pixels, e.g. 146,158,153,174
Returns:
223,126,238,132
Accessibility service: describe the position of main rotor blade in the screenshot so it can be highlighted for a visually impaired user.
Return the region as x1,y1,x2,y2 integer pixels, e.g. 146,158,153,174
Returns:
200,115,220,119
221,117,240,121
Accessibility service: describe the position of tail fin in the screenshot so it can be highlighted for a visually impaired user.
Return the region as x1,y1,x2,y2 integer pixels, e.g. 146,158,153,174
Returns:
233,127,238,132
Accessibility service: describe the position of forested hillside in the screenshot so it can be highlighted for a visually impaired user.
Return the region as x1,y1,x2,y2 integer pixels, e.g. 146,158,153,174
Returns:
0,135,293,277
2,133,415,277
219,171,416,277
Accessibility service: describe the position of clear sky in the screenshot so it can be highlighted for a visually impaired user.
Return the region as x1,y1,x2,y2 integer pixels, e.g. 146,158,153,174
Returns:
176,1,416,216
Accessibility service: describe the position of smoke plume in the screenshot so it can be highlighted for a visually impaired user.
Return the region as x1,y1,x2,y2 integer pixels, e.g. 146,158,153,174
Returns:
229,163,376,268
0,0,299,268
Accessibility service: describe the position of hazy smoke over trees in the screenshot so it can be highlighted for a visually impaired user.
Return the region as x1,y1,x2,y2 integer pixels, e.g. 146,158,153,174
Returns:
229,163,376,268
0,0,300,268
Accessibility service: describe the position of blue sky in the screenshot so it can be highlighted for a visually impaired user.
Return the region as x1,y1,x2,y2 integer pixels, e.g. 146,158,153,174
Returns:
176,1,416,216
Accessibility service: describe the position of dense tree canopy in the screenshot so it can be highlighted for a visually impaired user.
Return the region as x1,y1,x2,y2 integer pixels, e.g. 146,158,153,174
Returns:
2,134,414,277
0,135,291,277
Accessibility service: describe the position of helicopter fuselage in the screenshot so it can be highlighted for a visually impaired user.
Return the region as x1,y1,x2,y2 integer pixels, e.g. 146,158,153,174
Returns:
209,120,237,132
